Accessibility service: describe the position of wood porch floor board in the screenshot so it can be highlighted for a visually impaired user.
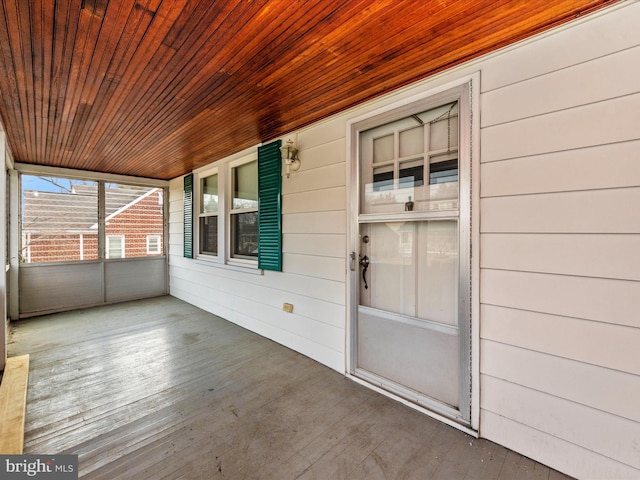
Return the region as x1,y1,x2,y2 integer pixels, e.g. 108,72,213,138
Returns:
8,296,573,480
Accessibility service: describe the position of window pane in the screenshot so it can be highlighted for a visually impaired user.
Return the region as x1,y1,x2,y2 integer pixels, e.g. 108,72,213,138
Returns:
199,216,218,255
429,104,458,151
361,101,461,215
147,235,161,254
430,158,458,184
373,134,394,162
359,220,457,325
201,174,218,213
399,126,423,157
232,211,258,257
233,161,258,210
21,175,98,263
372,165,394,192
105,184,164,259
107,236,124,259
399,160,424,189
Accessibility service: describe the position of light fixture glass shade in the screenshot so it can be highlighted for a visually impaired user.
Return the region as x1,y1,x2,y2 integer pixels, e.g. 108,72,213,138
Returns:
280,139,298,161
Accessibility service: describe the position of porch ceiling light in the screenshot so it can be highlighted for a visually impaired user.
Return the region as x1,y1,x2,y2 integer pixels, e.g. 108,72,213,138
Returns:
280,138,300,178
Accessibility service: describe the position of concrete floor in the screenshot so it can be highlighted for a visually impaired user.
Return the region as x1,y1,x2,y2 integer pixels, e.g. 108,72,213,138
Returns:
8,296,573,479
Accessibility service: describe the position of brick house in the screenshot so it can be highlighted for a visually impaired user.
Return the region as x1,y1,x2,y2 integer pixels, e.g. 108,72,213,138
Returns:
22,185,163,263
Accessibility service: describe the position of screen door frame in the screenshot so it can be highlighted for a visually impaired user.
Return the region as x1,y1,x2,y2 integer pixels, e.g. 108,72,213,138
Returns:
346,73,480,432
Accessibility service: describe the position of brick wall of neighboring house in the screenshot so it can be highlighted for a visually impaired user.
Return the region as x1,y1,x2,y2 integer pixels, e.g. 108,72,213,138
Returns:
25,233,98,263
105,190,164,258
24,189,164,263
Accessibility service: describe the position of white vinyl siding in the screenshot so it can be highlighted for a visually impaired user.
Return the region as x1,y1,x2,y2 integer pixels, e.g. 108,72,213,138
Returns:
168,3,640,479
478,3,640,478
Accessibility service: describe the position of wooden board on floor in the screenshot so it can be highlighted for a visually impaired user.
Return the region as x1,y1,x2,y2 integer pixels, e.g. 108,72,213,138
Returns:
0,354,30,454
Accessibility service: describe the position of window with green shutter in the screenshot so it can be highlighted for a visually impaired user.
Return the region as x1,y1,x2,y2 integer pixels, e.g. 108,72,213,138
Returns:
257,140,282,271
185,143,282,270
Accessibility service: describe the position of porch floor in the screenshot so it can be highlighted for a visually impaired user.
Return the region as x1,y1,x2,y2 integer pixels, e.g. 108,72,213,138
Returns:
8,296,572,479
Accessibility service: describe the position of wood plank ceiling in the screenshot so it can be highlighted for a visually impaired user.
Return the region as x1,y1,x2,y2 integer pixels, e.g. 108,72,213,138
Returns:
0,0,618,180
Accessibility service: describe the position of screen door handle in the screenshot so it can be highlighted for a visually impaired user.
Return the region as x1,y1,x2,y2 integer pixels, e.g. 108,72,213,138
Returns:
359,255,369,289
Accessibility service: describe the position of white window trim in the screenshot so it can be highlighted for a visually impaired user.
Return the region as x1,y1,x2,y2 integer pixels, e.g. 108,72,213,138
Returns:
193,150,260,272
146,235,161,255
106,235,125,259
196,167,219,258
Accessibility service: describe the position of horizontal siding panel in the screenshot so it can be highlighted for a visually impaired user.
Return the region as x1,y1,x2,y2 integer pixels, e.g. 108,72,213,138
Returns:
482,45,640,127
481,188,640,233
480,340,640,423
283,233,345,258
282,162,346,195
481,233,640,281
283,211,346,235
170,284,344,372
169,257,344,305
168,222,183,235
481,410,640,480
297,114,347,149
282,186,346,214
283,253,345,283
481,269,640,328
170,264,345,329
168,202,183,215
170,275,343,353
482,93,640,163
298,138,346,171
481,3,640,91
481,140,640,195
482,375,640,470
481,304,640,375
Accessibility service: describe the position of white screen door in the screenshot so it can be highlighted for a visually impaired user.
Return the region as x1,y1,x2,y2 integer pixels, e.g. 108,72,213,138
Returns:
351,85,471,424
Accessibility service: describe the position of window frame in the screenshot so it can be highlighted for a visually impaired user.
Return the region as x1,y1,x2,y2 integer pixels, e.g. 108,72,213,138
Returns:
193,152,260,270
146,235,161,255
19,172,167,264
106,235,125,259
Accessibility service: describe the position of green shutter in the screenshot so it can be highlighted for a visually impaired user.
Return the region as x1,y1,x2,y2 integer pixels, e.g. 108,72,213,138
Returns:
258,140,282,271
183,173,194,258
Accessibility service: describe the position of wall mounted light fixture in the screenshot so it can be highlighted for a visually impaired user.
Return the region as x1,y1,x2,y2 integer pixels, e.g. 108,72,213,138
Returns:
280,138,300,178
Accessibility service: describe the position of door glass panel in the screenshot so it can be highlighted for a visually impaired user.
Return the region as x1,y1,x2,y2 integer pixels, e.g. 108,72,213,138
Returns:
360,220,457,325
372,164,394,192
429,111,458,151
399,126,423,157
430,158,458,185
417,220,458,326
360,101,459,215
373,134,394,162
399,160,424,189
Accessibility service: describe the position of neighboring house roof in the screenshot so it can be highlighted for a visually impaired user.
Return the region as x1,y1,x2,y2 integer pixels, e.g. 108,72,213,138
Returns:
23,185,159,234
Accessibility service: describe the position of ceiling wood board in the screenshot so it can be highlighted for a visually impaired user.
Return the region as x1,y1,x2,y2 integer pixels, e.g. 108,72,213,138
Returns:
0,0,618,180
